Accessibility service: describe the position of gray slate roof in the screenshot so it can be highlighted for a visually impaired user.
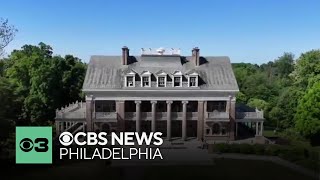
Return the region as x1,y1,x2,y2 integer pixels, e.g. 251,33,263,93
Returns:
83,55,239,91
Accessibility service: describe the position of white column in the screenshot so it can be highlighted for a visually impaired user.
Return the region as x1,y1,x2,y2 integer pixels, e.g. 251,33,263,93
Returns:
255,122,259,136
166,100,173,140
260,121,264,136
151,101,157,132
182,101,188,141
61,122,64,132
55,121,60,135
135,100,141,133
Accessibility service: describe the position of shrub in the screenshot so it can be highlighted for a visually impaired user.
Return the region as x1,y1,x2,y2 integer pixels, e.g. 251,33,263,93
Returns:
238,144,254,154
208,143,320,171
253,144,265,155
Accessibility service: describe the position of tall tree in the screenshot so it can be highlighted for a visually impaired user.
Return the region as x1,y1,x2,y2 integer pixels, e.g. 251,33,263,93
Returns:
269,87,303,129
5,43,86,124
295,82,320,145
0,18,17,56
273,53,295,78
292,50,320,88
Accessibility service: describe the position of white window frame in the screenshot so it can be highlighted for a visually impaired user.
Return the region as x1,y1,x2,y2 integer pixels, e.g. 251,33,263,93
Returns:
173,76,182,87
188,76,198,87
141,75,151,87
157,76,166,87
125,75,135,87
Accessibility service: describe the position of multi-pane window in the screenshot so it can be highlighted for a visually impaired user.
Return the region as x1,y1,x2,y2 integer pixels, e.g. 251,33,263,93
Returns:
158,77,165,87
142,76,150,87
126,76,134,87
189,77,197,87
174,77,181,87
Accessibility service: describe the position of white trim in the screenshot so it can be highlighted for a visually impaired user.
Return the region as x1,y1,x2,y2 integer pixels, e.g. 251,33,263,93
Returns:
172,70,182,76
126,72,136,75
157,72,167,76
141,71,152,76
188,72,199,76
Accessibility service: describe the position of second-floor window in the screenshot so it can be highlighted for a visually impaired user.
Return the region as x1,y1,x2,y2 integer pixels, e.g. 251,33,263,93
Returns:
158,77,165,87
142,76,150,87
126,76,134,87
174,77,181,87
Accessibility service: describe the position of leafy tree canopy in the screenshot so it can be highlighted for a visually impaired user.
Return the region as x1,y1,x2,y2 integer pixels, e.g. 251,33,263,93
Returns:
295,82,320,139
3,42,86,124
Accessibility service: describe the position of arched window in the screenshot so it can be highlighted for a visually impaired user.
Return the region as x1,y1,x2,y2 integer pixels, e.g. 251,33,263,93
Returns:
212,123,220,134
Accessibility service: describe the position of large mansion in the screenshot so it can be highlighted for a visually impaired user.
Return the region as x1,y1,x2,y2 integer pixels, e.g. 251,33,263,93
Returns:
55,47,265,143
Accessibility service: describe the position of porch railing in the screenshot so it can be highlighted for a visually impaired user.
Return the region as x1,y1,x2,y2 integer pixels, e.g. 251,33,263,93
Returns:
95,112,117,119
207,111,229,119
236,112,264,119
124,112,198,120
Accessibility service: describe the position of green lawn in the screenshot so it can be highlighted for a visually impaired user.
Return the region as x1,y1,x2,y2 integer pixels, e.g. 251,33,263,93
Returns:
4,159,316,180
263,129,279,138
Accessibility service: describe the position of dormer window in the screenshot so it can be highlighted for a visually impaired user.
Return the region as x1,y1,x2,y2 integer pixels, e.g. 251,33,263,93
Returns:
174,77,181,87
158,77,165,87
141,71,152,87
142,76,150,87
156,70,167,87
126,76,134,87
125,69,136,87
172,71,183,87
189,77,197,87
187,70,199,87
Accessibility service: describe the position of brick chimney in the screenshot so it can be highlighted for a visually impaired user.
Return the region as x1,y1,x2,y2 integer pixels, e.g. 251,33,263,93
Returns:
122,46,129,65
192,47,200,66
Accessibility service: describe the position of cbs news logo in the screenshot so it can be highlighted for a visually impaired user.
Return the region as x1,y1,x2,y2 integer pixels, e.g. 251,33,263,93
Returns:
16,127,52,164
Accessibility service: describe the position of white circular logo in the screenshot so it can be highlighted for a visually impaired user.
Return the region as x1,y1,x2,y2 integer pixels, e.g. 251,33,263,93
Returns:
59,132,74,146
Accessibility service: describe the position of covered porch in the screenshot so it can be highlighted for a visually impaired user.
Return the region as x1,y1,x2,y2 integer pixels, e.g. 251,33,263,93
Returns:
235,109,265,139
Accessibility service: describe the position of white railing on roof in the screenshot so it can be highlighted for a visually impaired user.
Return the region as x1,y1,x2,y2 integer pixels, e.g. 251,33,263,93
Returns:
141,48,181,56
236,108,264,119
56,111,86,119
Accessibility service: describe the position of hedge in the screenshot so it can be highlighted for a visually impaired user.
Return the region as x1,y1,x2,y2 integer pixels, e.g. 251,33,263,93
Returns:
209,143,319,171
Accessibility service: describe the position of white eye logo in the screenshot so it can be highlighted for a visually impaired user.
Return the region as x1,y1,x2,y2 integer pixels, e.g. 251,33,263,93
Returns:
59,132,73,146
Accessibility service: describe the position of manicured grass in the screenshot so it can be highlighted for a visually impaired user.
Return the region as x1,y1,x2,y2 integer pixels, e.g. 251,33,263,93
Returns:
142,159,316,180
4,159,316,180
263,129,279,138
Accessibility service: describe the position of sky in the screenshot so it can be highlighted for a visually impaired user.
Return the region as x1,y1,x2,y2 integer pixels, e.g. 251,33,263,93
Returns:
1,0,320,64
